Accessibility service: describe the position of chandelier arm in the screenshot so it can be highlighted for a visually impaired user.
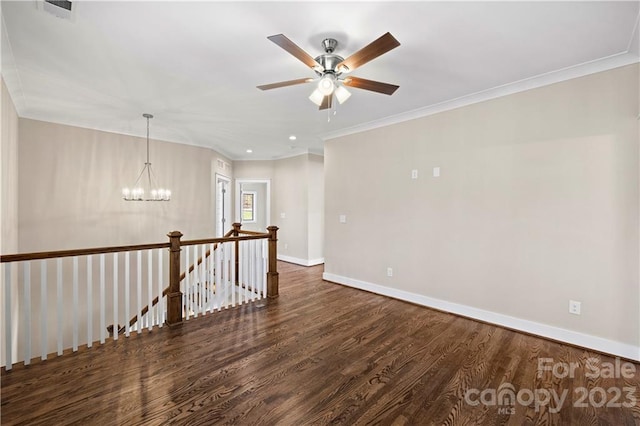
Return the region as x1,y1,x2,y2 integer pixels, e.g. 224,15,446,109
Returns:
147,162,161,187
147,163,153,189
131,164,148,188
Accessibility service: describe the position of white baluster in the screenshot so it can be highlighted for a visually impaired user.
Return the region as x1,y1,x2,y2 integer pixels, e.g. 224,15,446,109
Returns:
23,262,31,365
137,250,142,333
262,239,267,298
113,253,118,341
148,249,153,330
231,242,236,307
40,260,47,360
224,243,229,308
57,258,63,355
158,249,163,327
251,240,256,302
100,254,105,344
4,264,13,370
193,244,199,317
257,240,263,299
237,242,242,306
72,257,78,352
240,241,245,305
200,245,206,314
200,244,205,315
87,255,92,348
215,243,222,309
196,244,202,316
185,245,190,320
125,252,130,337
209,243,214,313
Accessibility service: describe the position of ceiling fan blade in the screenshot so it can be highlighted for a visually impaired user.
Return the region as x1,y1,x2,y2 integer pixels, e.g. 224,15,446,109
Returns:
343,77,399,95
257,78,313,91
337,32,400,72
319,95,332,110
267,34,321,69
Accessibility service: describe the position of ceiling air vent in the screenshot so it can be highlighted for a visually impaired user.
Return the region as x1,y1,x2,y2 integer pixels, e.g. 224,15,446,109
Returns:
38,0,75,21
46,1,72,11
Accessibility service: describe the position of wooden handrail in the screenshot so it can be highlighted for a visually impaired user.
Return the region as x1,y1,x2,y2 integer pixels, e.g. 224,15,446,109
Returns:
180,233,269,247
236,229,269,236
0,242,170,263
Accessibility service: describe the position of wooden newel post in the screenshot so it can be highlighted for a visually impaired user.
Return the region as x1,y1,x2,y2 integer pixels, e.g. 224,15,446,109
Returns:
166,231,183,327
232,222,241,284
267,226,279,298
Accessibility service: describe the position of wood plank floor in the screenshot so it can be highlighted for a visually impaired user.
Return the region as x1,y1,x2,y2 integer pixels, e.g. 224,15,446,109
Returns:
2,262,639,425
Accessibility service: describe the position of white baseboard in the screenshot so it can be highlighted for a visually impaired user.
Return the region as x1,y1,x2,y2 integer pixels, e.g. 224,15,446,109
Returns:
278,255,324,267
322,272,640,362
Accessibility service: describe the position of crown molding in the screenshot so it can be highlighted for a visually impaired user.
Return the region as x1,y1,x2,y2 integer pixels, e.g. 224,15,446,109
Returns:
321,52,640,142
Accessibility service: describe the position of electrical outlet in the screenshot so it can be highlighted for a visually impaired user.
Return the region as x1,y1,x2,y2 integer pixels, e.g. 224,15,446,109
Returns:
411,169,418,179
569,300,581,315
387,267,393,277
284,243,288,250
339,215,347,223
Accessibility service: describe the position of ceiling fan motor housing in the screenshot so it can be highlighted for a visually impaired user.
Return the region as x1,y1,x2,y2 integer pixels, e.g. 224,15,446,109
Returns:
314,53,345,76
313,38,345,77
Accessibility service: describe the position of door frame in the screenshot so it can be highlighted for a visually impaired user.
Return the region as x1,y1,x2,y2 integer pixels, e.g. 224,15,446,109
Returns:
235,179,271,229
215,173,231,237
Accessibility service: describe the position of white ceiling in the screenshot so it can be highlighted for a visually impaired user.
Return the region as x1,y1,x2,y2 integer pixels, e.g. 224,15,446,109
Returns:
2,1,639,160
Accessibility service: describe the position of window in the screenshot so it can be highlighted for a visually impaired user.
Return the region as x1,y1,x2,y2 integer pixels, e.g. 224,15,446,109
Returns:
241,191,256,223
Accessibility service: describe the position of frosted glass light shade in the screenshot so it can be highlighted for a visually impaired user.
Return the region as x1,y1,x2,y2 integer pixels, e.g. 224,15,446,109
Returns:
309,89,324,106
317,74,336,96
335,85,351,104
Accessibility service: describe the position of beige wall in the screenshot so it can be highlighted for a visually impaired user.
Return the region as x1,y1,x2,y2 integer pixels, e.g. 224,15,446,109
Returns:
1,78,18,254
274,155,309,261
324,64,639,352
18,118,231,251
307,154,324,262
1,77,19,367
234,154,324,264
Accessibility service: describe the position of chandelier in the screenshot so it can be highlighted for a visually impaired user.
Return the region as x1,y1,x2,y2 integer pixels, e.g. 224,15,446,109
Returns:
122,113,171,201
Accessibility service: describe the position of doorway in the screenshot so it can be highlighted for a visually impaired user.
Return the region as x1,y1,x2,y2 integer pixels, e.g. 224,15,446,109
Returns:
215,174,231,237
235,179,271,232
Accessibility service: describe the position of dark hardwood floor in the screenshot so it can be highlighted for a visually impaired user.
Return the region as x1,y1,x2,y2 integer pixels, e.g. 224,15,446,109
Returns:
2,262,639,425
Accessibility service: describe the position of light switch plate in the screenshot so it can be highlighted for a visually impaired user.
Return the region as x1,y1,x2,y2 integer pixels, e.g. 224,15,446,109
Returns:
411,169,418,179
433,167,441,177
339,215,347,223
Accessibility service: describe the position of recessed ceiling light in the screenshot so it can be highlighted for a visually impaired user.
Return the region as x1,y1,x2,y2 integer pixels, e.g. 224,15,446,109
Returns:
246,149,253,153
289,135,297,141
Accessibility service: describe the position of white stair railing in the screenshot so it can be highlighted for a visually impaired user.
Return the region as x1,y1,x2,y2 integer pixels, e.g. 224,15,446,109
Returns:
1,224,279,371
180,238,267,320
1,246,169,370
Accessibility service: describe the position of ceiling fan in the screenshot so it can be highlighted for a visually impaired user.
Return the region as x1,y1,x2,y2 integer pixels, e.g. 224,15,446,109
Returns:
257,32,400,110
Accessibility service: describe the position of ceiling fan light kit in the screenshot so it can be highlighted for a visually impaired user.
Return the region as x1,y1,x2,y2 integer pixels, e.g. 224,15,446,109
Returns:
257,32,400,111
